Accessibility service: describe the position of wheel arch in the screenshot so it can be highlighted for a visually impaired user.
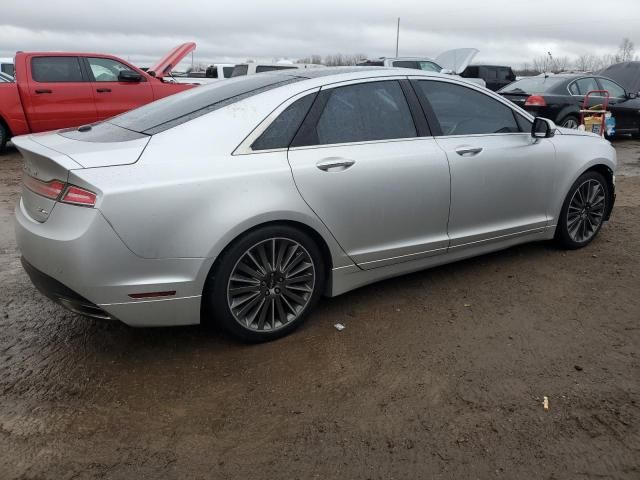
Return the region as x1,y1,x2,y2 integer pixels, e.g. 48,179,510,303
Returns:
582,163,615,220
200,219,337,308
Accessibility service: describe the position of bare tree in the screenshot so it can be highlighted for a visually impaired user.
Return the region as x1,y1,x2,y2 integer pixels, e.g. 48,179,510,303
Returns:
617,38,635,62
575,54,597,72
552,55,571,73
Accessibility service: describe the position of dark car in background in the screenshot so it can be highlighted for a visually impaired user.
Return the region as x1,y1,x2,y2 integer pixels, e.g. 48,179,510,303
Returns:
461,65,515,91
599,61,640,96
498,74,640,135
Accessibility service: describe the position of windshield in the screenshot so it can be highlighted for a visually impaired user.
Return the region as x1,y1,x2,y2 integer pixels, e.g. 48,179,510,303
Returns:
499,76,565,94
110,74,302,134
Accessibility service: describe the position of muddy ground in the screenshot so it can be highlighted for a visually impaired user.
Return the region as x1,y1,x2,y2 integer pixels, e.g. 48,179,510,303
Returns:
0,139,638,480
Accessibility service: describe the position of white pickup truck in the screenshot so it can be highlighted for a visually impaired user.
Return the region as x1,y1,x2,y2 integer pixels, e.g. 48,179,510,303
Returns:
357,48,486,87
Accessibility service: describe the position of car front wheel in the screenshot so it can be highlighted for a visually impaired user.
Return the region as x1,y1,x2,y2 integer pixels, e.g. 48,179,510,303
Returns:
205,225,326,342
556,171,610,249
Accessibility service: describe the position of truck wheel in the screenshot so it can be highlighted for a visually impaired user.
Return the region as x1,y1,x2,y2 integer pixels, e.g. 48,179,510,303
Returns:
0,123,8,153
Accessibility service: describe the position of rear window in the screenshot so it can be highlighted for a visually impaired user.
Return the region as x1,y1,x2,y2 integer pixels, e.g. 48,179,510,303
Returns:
109,74,302,135
499,76,565,94
32,56,84,82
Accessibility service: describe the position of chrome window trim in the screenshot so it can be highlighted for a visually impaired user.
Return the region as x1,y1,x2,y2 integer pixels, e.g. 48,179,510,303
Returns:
288,135,437,152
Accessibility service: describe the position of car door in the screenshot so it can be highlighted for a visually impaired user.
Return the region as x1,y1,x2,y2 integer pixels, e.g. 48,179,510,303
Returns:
412,78,556,250
84,57,153,120
287,78,451,270
597,77,640,133
26,55,97,132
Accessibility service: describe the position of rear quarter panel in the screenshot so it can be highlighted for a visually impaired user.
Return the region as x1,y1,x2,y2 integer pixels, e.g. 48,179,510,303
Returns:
72,87,352,272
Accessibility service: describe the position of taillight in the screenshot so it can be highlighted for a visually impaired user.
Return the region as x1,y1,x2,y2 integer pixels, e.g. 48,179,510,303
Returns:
23,176,65,200
23,174,96,207
61,185,97,207
525,95,547,107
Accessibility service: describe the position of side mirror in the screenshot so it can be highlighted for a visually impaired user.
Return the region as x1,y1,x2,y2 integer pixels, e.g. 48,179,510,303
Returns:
440,68,454,75
626,91,638,99
532,117,556,138
118,70,142,82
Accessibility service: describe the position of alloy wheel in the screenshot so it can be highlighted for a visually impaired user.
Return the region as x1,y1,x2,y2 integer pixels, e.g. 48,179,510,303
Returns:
227,237,316,332
566,179,606,243
562,117,579,129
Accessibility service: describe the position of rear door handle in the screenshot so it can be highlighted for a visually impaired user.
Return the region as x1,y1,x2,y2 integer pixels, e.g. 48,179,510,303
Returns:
96,88,112,93
35,89,52,94
316,158,356,172
455,146,483,156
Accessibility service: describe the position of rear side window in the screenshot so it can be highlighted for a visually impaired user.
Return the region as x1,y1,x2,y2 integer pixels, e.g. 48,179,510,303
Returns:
417,80,519,135
256,65,298,73
392,61,419,70
223,67,233,78
252,93,316,151
231,65,248,77
572,77,599,95
32,57,84,82
313,81,416,145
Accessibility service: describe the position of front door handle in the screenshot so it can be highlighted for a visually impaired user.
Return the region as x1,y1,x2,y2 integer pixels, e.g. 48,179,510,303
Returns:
316,157,356,172
35,89,52,94
96,88,112,93
455,146,483,156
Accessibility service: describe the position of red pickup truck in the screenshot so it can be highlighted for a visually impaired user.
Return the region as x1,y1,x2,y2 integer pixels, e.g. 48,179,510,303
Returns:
0,43,197,151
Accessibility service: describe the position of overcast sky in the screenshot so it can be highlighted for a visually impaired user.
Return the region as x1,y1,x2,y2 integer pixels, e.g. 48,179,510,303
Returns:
2,0,638,69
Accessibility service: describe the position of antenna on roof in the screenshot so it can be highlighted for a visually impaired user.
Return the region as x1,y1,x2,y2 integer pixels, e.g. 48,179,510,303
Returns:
395,17,400,57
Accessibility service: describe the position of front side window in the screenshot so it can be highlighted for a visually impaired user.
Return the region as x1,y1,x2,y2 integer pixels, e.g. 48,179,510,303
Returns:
32,57,83,82
392,61,419,70
313,81,417,145
598,78,626,98
223,67,233,78
418,61,442,72
417,80,519,135
252,93,316,150
87,57,132,82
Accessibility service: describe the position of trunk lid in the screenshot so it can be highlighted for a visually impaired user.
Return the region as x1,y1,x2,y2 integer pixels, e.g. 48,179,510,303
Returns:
147,42,196,78
13,128,149,223
435,48,479,74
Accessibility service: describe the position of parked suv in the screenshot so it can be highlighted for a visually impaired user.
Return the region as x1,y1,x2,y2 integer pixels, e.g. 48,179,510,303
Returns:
461,65,515,91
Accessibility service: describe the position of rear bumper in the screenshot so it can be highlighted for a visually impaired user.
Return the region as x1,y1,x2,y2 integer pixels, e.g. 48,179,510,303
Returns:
15,198,210,326
21,257,114,320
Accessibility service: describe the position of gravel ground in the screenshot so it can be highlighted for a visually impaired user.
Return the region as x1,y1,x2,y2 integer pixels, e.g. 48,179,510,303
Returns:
0,138,639,479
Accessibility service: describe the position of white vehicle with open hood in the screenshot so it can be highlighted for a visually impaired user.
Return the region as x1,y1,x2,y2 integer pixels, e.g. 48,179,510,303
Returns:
357,48,486,87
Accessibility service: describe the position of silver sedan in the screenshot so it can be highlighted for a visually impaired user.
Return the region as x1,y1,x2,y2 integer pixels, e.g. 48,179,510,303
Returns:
14,68,616,341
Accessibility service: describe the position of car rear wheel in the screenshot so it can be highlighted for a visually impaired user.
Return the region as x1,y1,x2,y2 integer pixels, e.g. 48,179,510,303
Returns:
555,171,610,249
560,115,579,129
205,225,326,342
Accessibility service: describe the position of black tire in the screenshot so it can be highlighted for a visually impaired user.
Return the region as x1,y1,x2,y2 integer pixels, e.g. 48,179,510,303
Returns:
0,123,8,154
555,171,611,249
559,115,580,129
204,225,326,343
